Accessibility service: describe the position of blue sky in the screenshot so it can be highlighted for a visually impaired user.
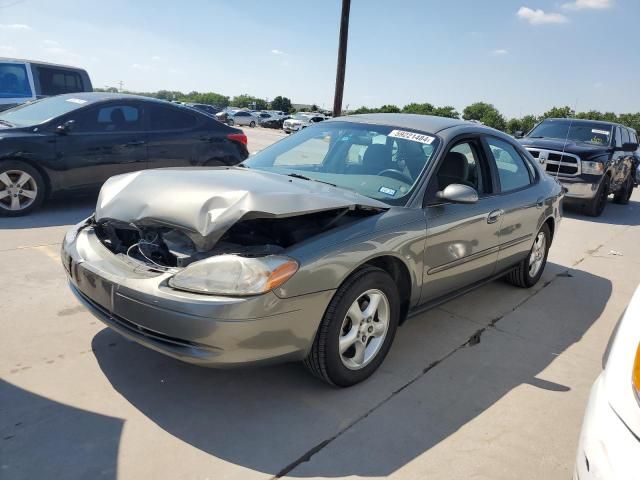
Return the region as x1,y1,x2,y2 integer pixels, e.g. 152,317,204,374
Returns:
0,0,638,117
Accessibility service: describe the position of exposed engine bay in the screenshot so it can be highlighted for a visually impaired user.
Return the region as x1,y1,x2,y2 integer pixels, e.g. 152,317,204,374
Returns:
94,207,382,269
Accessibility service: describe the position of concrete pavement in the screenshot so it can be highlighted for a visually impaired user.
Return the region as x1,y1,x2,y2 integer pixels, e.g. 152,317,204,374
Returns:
1,142,638,479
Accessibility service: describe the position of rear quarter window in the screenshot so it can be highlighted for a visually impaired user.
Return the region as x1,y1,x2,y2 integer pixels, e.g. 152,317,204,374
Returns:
0,62,32,98
149,104,198,130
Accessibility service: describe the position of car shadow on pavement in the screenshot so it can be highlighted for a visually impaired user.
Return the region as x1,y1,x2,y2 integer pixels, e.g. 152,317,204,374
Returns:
563,198,640,226
91,265,611,478
0,195,96,230
0,380,123,480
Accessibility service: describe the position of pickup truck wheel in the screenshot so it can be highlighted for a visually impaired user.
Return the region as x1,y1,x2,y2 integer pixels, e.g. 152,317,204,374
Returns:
304,266,399,387
585,176,610,217
506,223,550,288
0,160,45,217
613,173,633,205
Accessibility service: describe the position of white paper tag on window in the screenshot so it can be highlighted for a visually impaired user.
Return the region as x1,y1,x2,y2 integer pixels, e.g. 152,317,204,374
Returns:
66,98,87,104
388,129,435,144
591,129,609,135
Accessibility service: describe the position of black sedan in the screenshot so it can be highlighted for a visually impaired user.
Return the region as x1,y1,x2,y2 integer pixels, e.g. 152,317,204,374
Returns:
0,92,248,216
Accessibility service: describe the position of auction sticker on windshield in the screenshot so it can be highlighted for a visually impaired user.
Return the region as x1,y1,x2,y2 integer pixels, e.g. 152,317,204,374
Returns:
592,129,610,135
66,98,87,104
388,130,435,144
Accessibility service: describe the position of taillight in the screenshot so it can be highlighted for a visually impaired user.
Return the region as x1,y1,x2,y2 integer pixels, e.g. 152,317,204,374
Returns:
227,133,247,146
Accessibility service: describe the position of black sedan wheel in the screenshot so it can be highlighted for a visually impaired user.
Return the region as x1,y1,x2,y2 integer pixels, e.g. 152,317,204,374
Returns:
0,161,45,216
304,266,399,387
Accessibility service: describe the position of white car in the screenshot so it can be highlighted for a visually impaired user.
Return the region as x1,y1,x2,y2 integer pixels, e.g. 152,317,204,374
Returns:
574,284,640,479
283,112,325,133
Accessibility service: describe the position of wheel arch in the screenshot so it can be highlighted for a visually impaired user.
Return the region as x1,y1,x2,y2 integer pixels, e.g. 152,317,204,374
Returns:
361,255,412,325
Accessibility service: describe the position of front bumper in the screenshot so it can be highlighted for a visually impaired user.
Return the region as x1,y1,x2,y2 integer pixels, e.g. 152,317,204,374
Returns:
574,375,639,479
556,178,600,200
283,123,301,133
62,222,334,367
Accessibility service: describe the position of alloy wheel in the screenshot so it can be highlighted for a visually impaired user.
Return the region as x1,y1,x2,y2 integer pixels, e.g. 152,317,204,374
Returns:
0,170,38,212
528,231,546,278
339,289,390,370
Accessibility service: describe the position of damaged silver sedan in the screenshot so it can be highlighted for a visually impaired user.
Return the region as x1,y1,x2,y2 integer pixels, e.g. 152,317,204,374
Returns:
62,114,563,386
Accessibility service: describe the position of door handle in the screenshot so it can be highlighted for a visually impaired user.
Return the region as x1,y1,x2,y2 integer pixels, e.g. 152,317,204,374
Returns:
124,140,146,147
487,209,504,224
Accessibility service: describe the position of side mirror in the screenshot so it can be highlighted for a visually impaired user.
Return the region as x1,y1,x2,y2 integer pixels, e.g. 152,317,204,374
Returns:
514,130,524,139
436,184,479,204
55,120,75,134
621,142,639,152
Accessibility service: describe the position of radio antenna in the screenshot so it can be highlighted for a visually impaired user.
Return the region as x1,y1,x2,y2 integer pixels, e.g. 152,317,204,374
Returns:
557,99,578,180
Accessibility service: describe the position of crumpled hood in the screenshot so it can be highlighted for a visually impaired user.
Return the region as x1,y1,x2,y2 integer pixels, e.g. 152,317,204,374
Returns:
95,167,388,250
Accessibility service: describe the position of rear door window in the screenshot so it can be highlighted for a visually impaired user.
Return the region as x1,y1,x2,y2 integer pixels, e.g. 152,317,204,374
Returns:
73,104,142,133
36,67,84,95
0,63,32,98
621,127,630,145
149,104,198,130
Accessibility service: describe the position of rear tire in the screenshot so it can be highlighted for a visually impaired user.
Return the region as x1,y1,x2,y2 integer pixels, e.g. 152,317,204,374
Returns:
505,223,551,288
304,266,399,387
249,121,256,128
613,173,633,205
0,160,46,217
585,176,610,217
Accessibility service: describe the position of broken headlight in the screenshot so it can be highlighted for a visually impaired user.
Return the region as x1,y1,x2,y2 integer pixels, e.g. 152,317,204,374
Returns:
581,160,605,175
169,254,298,296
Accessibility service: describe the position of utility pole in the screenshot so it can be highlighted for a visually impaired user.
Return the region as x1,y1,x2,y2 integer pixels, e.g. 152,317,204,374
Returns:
332,0,351,118
118,80,124,92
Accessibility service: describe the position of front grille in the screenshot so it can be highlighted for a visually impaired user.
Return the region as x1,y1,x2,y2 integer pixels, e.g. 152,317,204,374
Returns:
526,148,581,176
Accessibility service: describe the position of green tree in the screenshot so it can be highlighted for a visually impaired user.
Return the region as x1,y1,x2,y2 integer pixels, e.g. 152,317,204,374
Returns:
506,118,522,135
520,114,538,133
541,106,574,119
180,92,230,108
231,94,268,110
618,113,640,132
378,104,401,113
402,102,435,115
351,106,375,114
271,96,292,113
433,106,459,119
310,104,319,111
462,102,506,131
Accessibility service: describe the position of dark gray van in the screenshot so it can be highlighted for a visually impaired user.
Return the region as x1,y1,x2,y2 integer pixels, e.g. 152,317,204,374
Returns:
0,58,92,111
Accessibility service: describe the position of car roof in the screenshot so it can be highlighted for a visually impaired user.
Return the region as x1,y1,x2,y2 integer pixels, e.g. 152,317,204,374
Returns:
45,92,180,106
0,57,88,72
543,117,632,130
328,113,489,134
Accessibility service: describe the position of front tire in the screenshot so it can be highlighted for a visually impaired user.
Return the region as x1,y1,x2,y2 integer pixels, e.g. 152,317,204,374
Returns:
249,121,256,128
585,176,609,217
0,160,46,217
506,223,551,288
227,119,234,126
304,266,400,387
613,173,633,205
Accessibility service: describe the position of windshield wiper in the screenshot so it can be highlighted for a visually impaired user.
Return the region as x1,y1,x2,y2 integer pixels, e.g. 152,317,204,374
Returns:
286,172,336,187
0,119,14,127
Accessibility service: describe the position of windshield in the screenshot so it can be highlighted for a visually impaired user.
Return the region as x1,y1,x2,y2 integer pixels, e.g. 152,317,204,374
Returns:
528,120,613,146
0,95,88,127
244,121,440,205
0,63,32,99
293,113,312,120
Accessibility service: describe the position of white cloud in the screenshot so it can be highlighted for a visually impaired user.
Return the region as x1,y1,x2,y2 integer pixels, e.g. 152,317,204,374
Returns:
517,7,568,24
42,39,59,46
271,49,285,55
563,0,613,10
491,49,509,56
131,63,152,71
0,23,31,30
151,55,163,61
